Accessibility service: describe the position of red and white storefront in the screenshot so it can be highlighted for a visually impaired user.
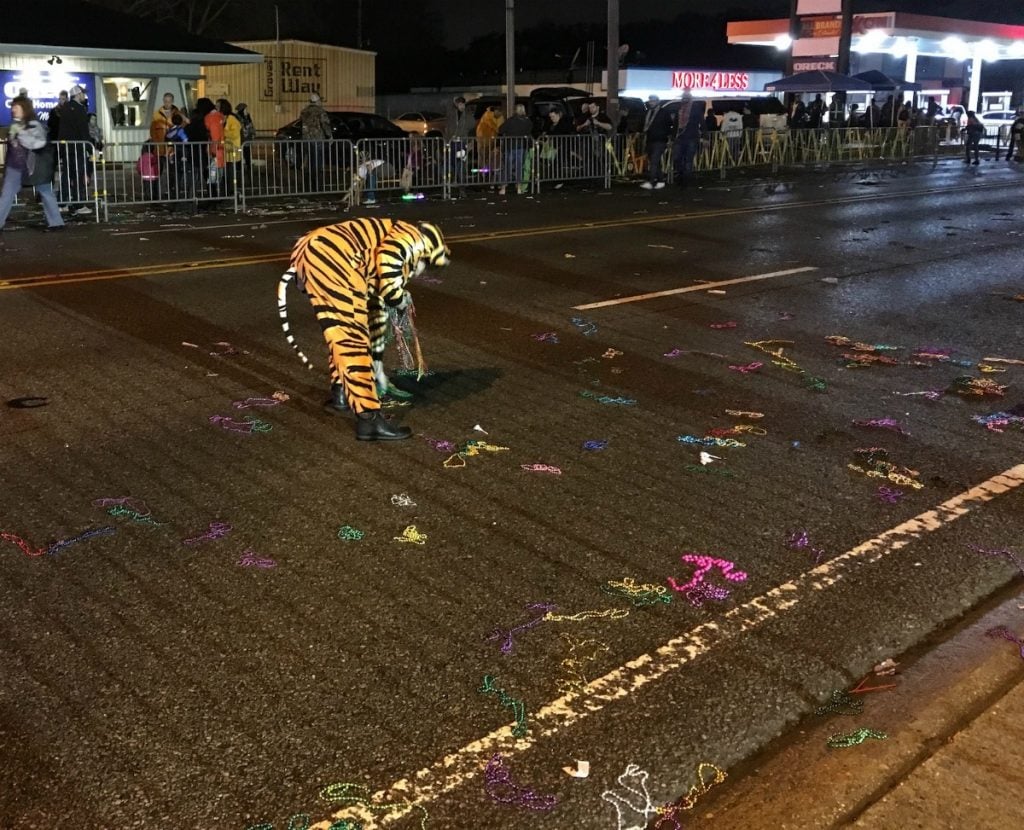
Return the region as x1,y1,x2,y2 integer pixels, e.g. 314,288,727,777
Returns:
607,67,782,101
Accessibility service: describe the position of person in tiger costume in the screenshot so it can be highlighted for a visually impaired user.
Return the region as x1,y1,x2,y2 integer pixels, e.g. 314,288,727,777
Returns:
277,218,450,441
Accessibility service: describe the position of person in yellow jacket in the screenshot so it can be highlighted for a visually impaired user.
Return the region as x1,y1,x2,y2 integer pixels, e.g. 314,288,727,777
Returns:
475,105,504,174
218,98,244,196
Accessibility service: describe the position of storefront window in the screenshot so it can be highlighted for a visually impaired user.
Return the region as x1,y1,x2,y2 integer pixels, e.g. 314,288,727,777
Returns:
102,77,154,128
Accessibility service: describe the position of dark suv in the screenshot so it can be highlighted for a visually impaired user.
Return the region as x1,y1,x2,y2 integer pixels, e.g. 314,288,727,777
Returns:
274,110,408,168
274,111,407,142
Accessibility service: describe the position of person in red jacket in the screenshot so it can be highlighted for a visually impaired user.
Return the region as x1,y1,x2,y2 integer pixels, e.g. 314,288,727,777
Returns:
204,100,226,195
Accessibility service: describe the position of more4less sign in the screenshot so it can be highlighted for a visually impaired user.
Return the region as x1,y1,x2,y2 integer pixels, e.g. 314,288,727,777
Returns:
671,71,751,91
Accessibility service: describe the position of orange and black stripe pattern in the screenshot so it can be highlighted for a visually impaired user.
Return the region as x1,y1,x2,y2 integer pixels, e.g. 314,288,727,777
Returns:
277,218,449,413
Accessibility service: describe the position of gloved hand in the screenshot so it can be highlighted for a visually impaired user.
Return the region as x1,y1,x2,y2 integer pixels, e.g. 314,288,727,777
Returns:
396,290,413,312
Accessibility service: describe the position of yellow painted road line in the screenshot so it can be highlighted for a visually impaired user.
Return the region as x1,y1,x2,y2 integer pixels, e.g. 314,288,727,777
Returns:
313,463,1024,828
573,266,819,310
0,253,286,290
1,179,1019,292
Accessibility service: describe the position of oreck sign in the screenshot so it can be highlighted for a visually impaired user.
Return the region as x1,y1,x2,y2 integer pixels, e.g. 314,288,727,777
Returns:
671,71,751,91
261,56,324,100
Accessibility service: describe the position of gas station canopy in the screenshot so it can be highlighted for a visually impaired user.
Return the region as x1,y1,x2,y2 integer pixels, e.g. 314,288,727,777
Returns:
727,12,1024,110
728,12,1024,60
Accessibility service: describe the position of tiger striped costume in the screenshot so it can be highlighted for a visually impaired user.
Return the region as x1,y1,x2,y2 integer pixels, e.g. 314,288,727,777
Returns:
278,218,450,421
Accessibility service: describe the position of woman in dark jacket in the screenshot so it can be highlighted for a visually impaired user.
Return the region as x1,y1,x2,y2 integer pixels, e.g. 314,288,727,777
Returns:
0,96,64,233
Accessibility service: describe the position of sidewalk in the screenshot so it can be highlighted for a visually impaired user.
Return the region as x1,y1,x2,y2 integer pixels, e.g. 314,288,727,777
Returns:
690,583,1024,829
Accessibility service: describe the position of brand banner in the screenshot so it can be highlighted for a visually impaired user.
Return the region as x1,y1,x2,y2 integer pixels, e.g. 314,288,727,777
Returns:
0,69,98,127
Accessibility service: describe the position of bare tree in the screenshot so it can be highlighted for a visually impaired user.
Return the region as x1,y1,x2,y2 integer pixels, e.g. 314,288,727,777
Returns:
94,0,236,35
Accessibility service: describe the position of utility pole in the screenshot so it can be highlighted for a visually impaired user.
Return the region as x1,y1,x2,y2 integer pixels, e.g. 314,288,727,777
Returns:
837,0,853,74
505,0,516,116
606,0,619,126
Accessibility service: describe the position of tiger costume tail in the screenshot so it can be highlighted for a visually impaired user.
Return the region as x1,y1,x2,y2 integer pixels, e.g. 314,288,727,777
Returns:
277,267,315,370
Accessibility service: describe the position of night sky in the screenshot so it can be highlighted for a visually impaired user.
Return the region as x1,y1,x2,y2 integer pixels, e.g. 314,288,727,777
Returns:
440,0,1023,47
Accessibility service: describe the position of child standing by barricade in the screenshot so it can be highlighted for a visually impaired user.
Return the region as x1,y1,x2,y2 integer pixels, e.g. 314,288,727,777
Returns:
138,141,160,201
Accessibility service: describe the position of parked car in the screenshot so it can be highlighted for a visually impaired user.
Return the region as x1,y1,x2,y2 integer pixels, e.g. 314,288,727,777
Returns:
977,109,1017,128
274,111,407,142
274,111,408,168
391,110,446,137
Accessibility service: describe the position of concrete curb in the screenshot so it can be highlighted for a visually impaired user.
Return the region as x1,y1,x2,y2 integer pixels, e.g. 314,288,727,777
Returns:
687,582,1024,829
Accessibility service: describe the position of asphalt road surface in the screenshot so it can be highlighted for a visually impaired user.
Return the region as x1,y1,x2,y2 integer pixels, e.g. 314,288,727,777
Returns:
1,161,1023,829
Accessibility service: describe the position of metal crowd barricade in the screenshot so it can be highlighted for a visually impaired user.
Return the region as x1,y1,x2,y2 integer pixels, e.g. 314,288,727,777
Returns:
351,136,445,203
0,139,100,220
533,133,611,192
447,135,535,195
96,139,237,219
448,135,527,195
53,140,102,219
240,138,357,208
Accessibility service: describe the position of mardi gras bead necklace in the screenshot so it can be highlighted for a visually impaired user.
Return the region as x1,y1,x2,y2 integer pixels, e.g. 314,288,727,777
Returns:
570,316,597,336
655,761,728,826
557,634,610,694
337,526,364,541
105,506,164,525
319,782,428,830
483,754,558,811
232,394,287,409
815,689,865,716
582,439,608,451
521,464,562,475
986,625,1024,659
602,763,658,830
238,550,276,568
677,435,746,448
394,525,427,545
443,439,511,468
4,528,117,559
967,544,1024,575
579,390,638,406
210,415,272,434
543,608,630,622
948,376,1007,397
602,578,671,607
848,448,924,489
182,521,232,546
827,728,887,748
93,496,152,516
745,340,827,391
668,554,748,605
479,675,528,737
877,486,905,504
785,530,826,566
486,603,557,655
972,411,1024,432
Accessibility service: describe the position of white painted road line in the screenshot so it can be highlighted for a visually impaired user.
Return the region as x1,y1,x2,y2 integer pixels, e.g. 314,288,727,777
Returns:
314,462,1024,828
572,266,819,311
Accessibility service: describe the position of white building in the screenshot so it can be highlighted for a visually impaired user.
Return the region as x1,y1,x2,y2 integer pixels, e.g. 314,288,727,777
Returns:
0,0,261,159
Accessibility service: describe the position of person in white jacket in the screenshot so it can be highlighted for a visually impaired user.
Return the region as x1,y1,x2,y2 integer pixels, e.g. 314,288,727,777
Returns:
720,106,745,161
0,96,65,234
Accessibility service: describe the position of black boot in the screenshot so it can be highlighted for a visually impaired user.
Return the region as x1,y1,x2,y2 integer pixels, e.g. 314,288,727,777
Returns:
356,410,412,441
324,383,349,414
